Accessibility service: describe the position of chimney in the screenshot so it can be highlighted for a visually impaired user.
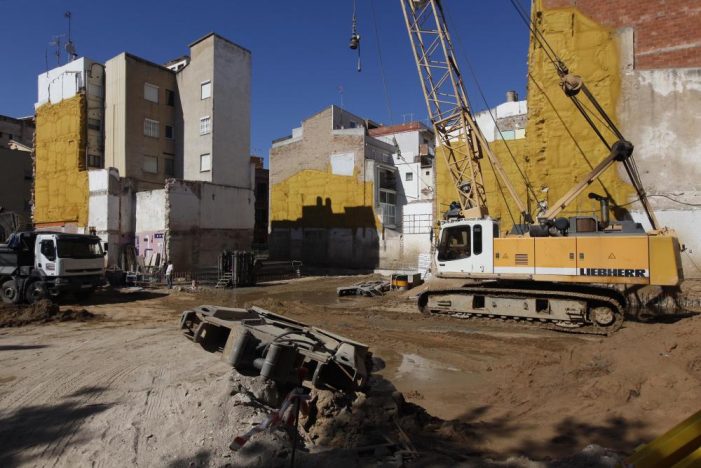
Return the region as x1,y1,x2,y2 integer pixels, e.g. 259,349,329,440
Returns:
506,90,518,102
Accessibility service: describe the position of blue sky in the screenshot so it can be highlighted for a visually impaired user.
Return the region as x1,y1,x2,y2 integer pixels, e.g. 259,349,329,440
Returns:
0,0,530,165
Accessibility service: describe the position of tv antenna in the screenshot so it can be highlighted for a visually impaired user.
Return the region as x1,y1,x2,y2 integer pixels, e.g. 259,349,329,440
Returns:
49,35,65,66
64,11,77,61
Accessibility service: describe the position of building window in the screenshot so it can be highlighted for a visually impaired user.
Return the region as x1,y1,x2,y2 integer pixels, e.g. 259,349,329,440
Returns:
164,157,175,177
200,153,211,172
405,172,413,182
349,121,357,128
166,89,175,106
199,116,211,135
201,80,211,99
87,154,104,168
143,155,158,174
165,125,174,140
144,118,159,138
425,171,430,176
87,118,101,131
378,189,397,227
144,83,159,103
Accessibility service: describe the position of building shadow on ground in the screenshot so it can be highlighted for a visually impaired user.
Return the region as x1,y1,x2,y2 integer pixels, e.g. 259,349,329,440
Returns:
0,344,49,351
0,399,113,466
64,289,169,306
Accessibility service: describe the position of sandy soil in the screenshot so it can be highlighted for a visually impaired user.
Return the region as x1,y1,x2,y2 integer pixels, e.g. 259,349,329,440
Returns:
1,277,700,466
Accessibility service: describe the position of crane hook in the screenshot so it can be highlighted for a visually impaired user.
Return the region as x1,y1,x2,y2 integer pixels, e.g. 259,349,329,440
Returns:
349,0,361,71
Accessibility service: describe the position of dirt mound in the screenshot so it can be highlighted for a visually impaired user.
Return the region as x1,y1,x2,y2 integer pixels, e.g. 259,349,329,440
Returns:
0,300,96,327
225,372,625,467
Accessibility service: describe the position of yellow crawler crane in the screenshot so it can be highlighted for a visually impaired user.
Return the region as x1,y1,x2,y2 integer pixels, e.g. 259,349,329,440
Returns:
400,0,683,335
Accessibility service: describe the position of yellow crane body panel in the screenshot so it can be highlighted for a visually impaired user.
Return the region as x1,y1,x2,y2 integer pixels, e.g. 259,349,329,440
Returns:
488,233,680,287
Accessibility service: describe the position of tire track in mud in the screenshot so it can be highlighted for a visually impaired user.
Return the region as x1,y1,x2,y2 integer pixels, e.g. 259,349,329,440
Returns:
0,329,168,466
1,329,161,413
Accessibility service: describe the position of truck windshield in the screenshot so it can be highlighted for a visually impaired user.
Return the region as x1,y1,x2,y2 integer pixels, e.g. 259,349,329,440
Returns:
56,238,103,259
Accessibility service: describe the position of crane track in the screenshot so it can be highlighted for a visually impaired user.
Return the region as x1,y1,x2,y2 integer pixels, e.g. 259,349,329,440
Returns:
418,284,625,336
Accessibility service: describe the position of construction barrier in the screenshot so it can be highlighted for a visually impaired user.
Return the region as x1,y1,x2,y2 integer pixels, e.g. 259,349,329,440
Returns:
620,408,701,467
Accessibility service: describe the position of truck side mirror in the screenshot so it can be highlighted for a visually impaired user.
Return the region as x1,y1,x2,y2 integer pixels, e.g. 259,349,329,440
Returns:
103,242,109,252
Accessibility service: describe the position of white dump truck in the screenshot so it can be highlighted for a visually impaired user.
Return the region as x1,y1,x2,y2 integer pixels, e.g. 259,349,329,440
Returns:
0,231,106,304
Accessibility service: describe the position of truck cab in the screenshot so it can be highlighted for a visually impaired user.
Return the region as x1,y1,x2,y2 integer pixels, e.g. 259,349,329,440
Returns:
1,231,105,303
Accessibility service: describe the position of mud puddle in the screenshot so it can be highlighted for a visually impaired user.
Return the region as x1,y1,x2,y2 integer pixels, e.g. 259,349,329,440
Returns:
375,348,491,419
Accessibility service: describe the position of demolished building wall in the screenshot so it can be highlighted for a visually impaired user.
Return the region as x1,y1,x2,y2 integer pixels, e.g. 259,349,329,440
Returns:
166,179,254,268
135,189,167,266
133,179,255,270
269,106,404,270
34,94,90,231
88,168,135,267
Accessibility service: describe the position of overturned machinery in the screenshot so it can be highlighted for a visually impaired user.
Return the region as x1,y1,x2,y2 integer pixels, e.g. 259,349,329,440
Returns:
181,305,371,391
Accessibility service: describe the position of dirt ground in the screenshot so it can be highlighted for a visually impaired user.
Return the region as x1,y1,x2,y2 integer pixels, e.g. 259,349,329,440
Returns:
1,276,700,466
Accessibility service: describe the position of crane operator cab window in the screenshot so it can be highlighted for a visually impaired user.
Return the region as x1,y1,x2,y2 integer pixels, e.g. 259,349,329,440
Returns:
438,225,471,261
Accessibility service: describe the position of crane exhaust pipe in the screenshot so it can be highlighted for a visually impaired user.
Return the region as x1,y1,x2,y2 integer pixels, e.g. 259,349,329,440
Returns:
588,192,610,228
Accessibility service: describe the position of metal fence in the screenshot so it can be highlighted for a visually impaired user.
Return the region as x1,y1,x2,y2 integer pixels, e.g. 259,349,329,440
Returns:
402,213,432,234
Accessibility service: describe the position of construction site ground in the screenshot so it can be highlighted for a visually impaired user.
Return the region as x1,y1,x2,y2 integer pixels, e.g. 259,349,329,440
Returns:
1,275,701,466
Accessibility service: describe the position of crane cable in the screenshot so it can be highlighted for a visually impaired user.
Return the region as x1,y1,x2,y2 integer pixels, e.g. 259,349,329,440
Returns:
526,71,619,203
510,0,652,213
441,0,538,221
370,0,394,122
350,0,361,72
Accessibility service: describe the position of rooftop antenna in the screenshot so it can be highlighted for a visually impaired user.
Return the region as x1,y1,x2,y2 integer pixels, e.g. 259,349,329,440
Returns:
49,35,65,66
337,85,344,108
64,11,77,61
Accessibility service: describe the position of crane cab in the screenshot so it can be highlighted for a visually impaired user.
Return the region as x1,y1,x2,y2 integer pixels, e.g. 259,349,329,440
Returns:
436,218,498,275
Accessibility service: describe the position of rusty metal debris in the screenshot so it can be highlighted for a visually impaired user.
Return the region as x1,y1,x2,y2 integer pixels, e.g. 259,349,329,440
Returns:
181,305,371,392
336,280,390,297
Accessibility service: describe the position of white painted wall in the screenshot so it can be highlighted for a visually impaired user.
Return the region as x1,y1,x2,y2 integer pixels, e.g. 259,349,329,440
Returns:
36,57,102,107
88,168,135,266
474,99,527,142
166,180,254,231
136,190,167,232
375,127,435,203
616,31,701,277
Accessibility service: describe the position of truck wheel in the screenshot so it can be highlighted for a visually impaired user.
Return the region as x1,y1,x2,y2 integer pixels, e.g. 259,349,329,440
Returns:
25,281,48,304
1,280,20,304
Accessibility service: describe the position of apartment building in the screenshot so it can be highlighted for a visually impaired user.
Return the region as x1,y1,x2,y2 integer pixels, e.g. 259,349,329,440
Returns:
173,34,251,187
369,122,436,267
105,53,178,190
34,33,255,269
0,115,34,150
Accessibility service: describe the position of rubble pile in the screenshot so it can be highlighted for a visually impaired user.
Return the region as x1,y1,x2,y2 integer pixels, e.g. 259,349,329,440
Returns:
223,370,626,467
0,299,95,327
